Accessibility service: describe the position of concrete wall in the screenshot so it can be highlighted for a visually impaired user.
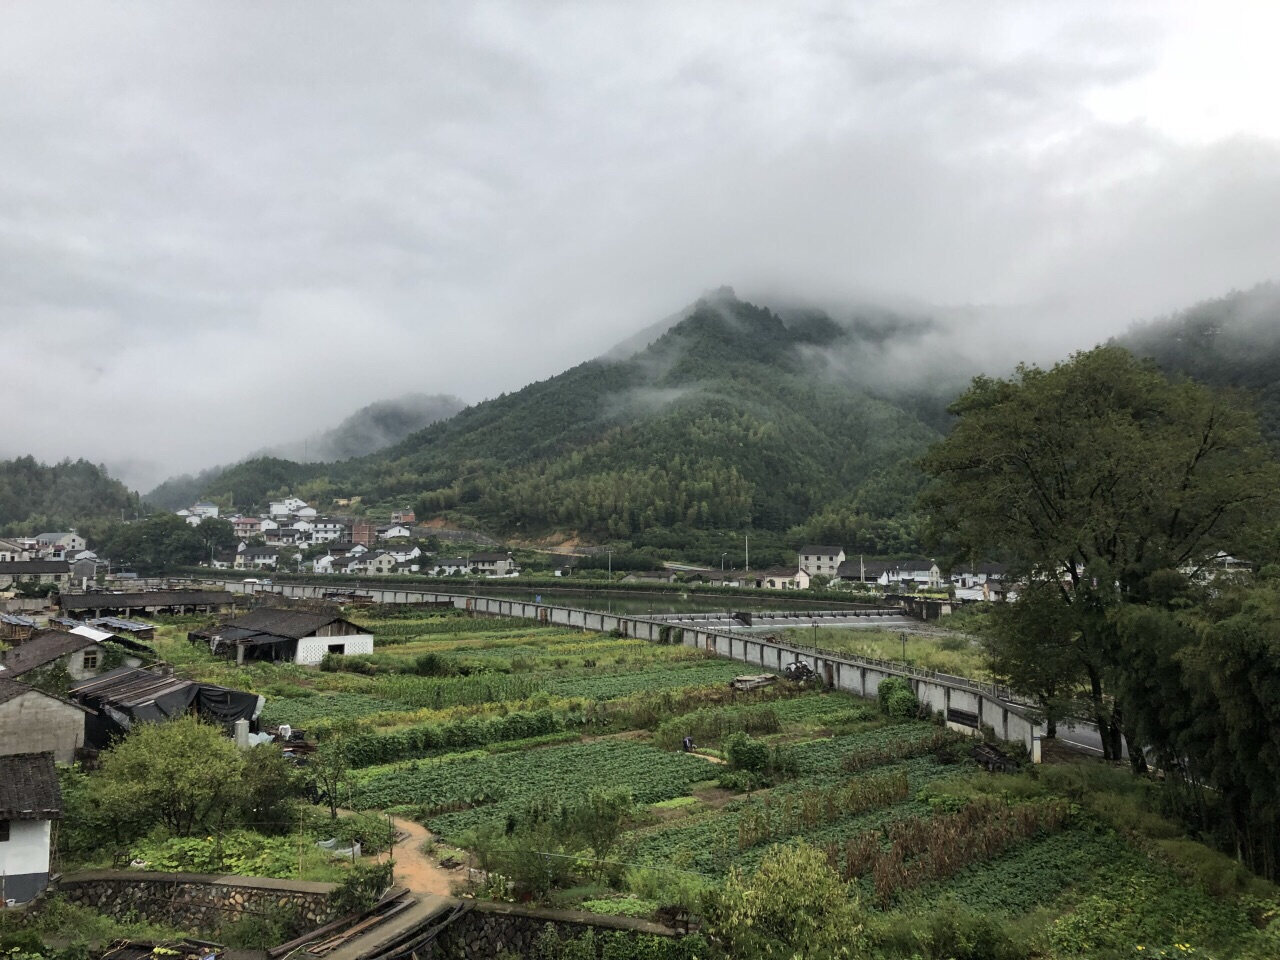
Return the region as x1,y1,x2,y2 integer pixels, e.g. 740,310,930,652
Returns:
296,633,375,665
0,819,52,903
56,870,338,934
0,691,85,763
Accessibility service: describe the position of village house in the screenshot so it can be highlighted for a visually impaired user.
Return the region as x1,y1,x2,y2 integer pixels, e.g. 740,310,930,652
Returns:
750,567,803,590
192,607,374,665
0,676,86,763
381,544,422,563
0,629,111,683
377,523,414,541
0,752,63,903
0,560,70,591
0,538,31,562
364,551,398,576
621,570,678,584
351,521,377,547
798,545,846,578
268,497,309,517
834,558,895,584
310,517,347,542
391,508,416,524
426,557,470,576
471,552,518,576
231,516,261,539
36,532,87,555
236,546,280,570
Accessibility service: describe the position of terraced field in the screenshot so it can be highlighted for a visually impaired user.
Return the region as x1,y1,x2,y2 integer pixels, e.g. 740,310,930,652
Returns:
152,609,1280,959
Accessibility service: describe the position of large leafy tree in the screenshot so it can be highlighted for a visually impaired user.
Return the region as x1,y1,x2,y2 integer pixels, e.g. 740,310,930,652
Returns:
921,345,1280,761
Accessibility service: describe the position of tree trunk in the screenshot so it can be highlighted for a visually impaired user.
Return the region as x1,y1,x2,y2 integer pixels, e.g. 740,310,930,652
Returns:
1085,667,1117,761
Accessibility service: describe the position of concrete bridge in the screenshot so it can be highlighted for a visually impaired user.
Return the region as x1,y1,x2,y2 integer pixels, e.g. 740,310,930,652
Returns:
194,578,1045,754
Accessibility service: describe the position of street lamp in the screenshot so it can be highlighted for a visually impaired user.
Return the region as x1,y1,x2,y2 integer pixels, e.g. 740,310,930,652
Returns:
721,553,726,572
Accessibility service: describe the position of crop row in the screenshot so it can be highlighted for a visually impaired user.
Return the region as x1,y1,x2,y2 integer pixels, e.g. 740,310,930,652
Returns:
829,796,1072,905
735,770,910,851
354,739,717,838
547,660,751,700
340,708,563,767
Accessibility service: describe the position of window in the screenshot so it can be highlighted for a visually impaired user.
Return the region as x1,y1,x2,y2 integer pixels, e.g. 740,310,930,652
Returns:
82,650,99,670
327,643,345,654
0,820,9,842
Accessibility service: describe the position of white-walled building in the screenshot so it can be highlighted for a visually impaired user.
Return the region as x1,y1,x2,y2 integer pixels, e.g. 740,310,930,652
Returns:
798,546,846,578
0,752,62,903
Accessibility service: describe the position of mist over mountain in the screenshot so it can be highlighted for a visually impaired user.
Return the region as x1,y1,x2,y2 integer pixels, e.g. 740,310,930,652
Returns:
1119,283,1280,444
146,393,463,510
161,284,1280,559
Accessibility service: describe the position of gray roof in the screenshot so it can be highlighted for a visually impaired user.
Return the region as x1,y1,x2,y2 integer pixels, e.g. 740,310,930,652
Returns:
0,752,62,820
471,552,511,562
220,607,359,640
2,630,97,676
0,560,69,575
799,545,844,556
0,675,35,705
61,590,234,612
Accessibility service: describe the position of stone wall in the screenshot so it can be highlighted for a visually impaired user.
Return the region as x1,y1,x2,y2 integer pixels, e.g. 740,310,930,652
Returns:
428,902,678,959
55,870,338,934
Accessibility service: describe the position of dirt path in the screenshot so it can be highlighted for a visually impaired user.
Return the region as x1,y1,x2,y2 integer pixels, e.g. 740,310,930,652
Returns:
388,816,455,897
690,751,726,764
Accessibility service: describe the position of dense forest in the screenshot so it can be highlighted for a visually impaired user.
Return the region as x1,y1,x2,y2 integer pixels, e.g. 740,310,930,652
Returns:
0,457,140,536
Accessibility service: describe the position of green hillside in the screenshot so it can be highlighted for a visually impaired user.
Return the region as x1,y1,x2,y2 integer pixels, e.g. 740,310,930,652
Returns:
0,456,140,535
191,293,942,551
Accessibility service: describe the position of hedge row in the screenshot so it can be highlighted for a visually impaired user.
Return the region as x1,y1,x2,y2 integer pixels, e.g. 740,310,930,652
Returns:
341,708,563,767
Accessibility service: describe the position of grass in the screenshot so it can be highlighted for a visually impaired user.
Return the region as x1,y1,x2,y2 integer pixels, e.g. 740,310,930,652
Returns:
783,626,992,679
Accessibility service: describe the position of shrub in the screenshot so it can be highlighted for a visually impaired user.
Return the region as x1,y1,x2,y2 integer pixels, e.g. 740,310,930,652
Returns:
723,733,769,774
877,676,919,719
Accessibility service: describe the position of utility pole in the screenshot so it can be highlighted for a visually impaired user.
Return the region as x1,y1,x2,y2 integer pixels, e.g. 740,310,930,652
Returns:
721,552,726,572
607,549,612,580
745,534,749,572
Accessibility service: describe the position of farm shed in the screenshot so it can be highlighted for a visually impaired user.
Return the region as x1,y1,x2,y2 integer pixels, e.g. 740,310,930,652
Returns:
0,612,37,642
68,667,264,749
60,590,239,620
191,607,373,666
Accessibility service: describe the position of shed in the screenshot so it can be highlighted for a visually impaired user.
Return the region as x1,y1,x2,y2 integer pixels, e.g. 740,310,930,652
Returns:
191,607,374,666
68,667,264,748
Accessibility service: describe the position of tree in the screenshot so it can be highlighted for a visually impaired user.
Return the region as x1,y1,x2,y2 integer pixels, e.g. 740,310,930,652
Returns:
920,346,1280,761
705,841,865,958
984,580,1089,738
309,741,353,820
195,517,238,556
96,715,245,837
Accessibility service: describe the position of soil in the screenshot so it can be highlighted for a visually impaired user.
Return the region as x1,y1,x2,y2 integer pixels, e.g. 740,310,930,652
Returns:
388,816,455,897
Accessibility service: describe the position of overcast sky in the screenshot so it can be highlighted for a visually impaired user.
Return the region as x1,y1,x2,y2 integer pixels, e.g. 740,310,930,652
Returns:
4,1,1280,489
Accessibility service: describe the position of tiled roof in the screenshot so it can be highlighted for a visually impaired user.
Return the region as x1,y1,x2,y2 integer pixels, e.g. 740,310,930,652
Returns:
0,752,63,820
220,607,355,640
1,630,96,676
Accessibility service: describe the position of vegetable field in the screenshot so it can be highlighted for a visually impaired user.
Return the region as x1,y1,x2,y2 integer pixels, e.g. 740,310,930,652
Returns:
149,609,1280,959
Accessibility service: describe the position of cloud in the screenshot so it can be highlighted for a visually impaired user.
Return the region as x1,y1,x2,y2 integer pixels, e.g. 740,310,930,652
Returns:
1,1,1279,488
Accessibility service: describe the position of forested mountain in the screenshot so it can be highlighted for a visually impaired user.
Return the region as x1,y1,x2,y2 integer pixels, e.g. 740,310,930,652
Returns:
146,393,464,510
1120,283,1280,444
181,292,943,553
0,457,140,535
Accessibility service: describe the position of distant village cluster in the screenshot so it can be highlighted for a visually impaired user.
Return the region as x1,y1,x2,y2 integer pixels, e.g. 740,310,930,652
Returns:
177,498,520,578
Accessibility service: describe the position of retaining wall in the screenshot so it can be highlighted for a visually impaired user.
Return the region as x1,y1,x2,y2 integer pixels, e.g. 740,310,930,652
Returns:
55,870,338,934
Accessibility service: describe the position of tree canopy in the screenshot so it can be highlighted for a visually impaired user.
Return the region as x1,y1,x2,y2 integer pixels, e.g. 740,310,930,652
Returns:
921,345,1280,759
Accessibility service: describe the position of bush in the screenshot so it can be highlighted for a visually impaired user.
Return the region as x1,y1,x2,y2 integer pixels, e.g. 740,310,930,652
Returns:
723,732,769,774
877,676,919,719
876,899,1025,960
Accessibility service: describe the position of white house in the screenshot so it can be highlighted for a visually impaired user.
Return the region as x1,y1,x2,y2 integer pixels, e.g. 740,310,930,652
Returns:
382,545,422,563
0,752,62,903
798,545,845,578
378,524,414,541
259,518,280,535
470,552,518,576
0,539,31,562
310,518,347,543
236,546,280,570
191,502,220,519
427,558,470,576
36,532,87,555
268,498,309,517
